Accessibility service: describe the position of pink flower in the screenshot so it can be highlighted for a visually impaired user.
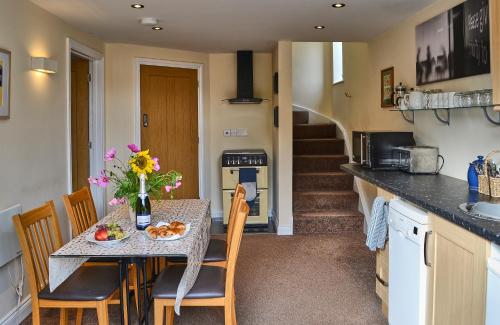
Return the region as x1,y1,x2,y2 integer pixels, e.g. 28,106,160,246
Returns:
127,144,140,153
97,170,110,188
165,185,173,193
88,177,98,185
104,147,117,161
153,157,160,171
108,197,126,206
174,181,182,189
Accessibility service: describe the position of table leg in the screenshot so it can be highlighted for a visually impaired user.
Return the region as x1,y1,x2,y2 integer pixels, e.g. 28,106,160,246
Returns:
118,259,125,325
125,260,131,325
142,257,149,325
136,260,143,323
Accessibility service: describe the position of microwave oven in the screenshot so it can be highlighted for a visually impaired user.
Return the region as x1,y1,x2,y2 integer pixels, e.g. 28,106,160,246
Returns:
352,131,416,169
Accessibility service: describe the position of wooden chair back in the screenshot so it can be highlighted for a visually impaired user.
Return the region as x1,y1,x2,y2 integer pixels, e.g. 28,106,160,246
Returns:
63,186,98,237
225,198,249,296
13,201,64,296
226,184,246,254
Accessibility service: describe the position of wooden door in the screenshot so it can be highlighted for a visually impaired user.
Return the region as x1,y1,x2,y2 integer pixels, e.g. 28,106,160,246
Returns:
428,214,489,325
140,65,199,199
71,55,90,192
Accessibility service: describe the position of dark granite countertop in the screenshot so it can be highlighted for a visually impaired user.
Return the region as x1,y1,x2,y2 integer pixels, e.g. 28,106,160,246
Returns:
341,163,500,245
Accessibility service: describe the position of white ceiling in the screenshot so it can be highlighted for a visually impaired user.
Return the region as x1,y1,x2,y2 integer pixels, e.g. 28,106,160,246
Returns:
31,0,436,52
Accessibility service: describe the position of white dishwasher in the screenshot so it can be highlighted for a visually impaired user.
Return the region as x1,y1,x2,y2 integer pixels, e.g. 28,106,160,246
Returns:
486,243,500,325
388,199,430,325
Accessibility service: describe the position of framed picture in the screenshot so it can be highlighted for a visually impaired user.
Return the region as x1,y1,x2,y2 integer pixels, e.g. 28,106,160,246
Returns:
381,67,394,108
415,0,490,85
0,48,11,119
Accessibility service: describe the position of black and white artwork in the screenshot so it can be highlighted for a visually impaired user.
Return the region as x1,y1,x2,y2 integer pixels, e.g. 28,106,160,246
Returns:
416,0,490,86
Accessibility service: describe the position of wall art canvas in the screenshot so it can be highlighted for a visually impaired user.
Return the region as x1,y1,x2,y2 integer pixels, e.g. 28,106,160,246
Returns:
0,49,11,119
381,67,394,108
416,0,490,86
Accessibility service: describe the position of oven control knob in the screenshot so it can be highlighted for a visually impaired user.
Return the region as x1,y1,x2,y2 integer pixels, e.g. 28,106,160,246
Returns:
258,158,263,165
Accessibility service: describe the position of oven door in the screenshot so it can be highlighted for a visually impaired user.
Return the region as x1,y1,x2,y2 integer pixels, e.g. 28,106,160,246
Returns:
223,189,268,225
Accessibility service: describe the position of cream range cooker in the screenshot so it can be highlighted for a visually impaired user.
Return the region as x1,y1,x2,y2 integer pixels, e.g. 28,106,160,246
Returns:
221,150,268,225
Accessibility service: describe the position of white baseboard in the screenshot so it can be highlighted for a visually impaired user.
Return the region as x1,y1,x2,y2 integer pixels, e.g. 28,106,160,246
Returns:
0,296,31,325
211,209,223,220
277,225,293,235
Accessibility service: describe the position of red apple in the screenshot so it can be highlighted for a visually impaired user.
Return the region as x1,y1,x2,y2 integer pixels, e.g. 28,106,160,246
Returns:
95,227,108,241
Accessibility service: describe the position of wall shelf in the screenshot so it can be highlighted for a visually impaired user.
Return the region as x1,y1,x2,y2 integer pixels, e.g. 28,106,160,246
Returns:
390,104,500,126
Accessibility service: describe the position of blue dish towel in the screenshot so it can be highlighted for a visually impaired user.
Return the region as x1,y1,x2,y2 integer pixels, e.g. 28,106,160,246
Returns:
239,168,257,206
366,197,389,251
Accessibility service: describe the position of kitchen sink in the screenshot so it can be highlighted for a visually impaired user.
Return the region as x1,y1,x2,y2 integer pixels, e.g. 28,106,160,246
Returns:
459,202,500,221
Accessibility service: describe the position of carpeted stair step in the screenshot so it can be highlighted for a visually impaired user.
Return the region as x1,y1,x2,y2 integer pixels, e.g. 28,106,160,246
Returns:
293,111,309,125
293,172,353,191
293,123,336,139
293,210,363,234
293,155,349,173
293,191,358,212
293,139,344,155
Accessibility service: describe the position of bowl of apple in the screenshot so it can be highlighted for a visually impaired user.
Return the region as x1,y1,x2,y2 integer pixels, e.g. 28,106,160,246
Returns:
85,223,129,247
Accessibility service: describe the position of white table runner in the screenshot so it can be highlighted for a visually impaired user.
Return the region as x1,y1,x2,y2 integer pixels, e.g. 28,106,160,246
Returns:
49,199,211,314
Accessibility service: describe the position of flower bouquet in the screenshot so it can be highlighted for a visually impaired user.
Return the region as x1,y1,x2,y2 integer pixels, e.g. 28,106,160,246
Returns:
89,144,182,220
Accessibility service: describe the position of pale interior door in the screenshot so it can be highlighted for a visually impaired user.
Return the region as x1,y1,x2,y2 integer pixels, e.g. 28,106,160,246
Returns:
71,55,90,192
140,65,199,199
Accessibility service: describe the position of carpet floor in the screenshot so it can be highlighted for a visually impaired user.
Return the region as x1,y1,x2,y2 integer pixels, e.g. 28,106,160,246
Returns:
21,232,387,325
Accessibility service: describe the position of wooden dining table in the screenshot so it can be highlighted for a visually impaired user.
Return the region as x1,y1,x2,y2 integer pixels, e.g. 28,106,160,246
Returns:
49,199,211,325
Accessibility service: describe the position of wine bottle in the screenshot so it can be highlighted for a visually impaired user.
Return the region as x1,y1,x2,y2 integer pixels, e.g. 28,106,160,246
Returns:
136,173,151,230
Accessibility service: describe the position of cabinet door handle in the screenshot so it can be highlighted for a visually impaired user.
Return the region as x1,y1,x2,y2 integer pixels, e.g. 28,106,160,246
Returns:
143,113,149,127
424,230,432,267
376,273,388,287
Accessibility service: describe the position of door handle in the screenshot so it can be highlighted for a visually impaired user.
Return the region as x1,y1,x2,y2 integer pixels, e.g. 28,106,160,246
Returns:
143,114,149,127
424,231,432,267
376,273,389,287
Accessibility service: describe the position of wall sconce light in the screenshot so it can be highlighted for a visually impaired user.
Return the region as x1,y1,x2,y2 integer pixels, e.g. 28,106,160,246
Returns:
31,57,58,74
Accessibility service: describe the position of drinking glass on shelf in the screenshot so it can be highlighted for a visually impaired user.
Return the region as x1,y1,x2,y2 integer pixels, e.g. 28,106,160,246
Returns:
471,91,482,106
461,91,473,107
480,89,493,106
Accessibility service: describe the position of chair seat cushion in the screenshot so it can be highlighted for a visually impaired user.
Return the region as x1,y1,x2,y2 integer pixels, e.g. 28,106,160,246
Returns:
38,265,120,301
167,239,227,263
152,265,226,299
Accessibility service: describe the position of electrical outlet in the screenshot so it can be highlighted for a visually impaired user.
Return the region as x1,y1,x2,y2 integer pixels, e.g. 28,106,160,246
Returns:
223,129,231,137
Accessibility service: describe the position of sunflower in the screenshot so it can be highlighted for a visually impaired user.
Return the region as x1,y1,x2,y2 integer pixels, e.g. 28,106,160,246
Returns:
128,150,156,176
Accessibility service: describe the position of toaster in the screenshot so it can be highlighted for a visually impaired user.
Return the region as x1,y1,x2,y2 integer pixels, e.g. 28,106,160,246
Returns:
393,146,444,174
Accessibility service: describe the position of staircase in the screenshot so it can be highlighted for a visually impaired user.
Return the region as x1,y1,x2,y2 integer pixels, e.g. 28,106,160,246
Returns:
292,111,363,234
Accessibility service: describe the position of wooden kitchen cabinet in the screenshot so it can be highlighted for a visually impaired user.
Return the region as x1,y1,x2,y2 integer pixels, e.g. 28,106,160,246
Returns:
427,214,490,325
375,187,394,317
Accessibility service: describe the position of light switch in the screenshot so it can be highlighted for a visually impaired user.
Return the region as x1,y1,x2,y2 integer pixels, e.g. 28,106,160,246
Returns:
236,128,248,137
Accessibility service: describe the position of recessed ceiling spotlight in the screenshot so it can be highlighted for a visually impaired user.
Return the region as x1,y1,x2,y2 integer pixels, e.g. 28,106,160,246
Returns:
314,25,325,29
152,26,163,30
131,4,144,9
332,3,346,8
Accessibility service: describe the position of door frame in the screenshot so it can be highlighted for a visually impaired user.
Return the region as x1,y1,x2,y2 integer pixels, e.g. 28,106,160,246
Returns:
134,58,206,199
65,38,105,222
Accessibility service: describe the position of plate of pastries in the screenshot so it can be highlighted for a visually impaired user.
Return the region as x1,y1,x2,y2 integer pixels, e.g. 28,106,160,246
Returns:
145,221,190,241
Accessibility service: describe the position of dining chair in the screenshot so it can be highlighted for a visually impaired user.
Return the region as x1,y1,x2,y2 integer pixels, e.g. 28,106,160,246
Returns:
153,197,249,325
13,201,127,325
63,187,140,310
168,184,245,269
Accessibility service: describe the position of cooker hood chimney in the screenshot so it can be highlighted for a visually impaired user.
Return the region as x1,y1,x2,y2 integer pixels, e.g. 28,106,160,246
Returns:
227,51,263,104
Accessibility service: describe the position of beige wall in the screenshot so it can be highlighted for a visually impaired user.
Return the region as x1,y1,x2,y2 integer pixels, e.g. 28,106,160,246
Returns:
0,0,104,321
335,0,496,181
274,41,294,235
105,44,274,218
292,42,333,118
104,43,212,207
208,53,273,216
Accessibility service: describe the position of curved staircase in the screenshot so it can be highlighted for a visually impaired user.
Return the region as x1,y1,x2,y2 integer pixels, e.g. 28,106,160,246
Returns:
293,111,363,234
